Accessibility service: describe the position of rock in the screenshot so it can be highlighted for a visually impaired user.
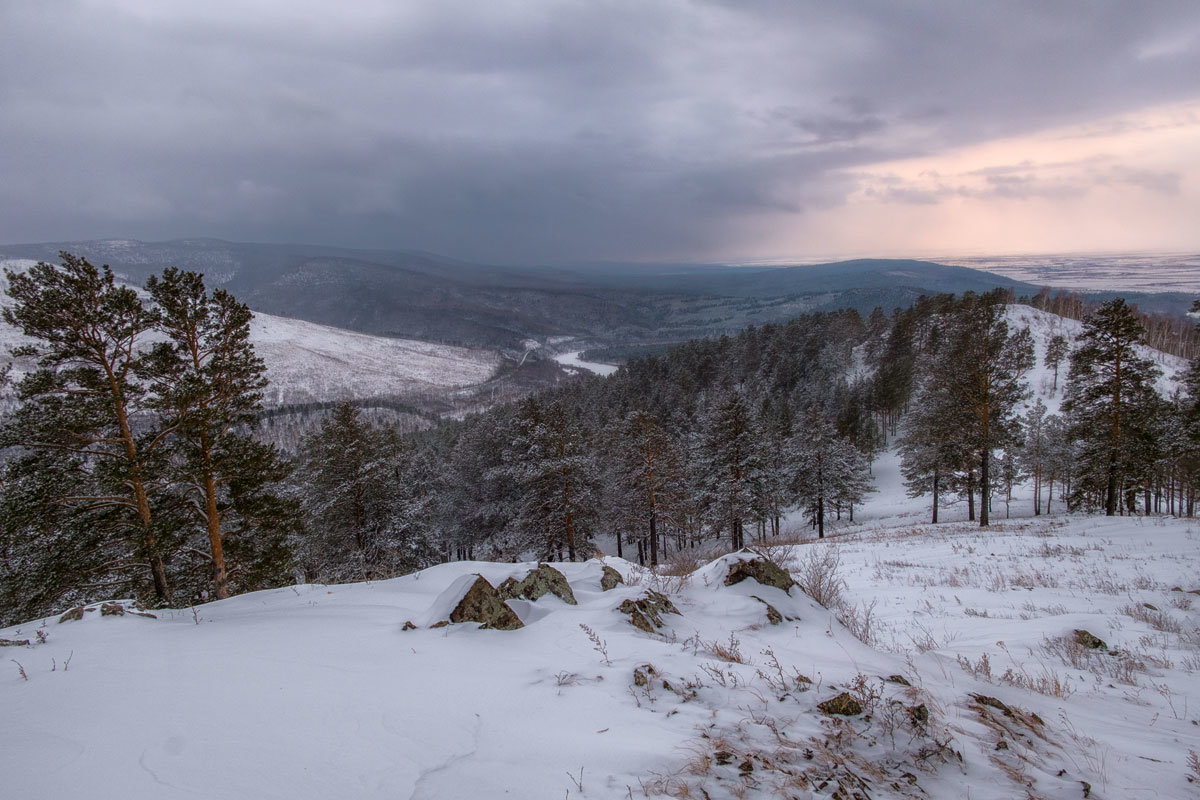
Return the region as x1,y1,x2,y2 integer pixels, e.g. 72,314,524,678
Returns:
738,756,754,774
0,638,30,647
633,664,656,687
886,674,912,686
100,602,126,617
1170,586,1183,592
714,750,733,766
430,620,450,629
970,694,1012,716
617,590,679,632
1142,602,1158,611
818,692,863,716
995,739,1008,751
58,606,85,623
444,575,524,630
600,565,623,591
497,563,577,605
724,553,795,592
751,595,783,625
908,703,929,727
1073,629,1107,650
401,620,417,631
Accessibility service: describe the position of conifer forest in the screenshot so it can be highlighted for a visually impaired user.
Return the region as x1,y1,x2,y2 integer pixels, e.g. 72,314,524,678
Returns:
3,254,1198,627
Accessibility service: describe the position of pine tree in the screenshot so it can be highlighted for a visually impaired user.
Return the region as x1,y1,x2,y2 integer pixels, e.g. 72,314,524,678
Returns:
898,374,973,524
141,268,299,599
1044,333,1069,392
1020,399,1050,515
790,413,873,538
934,296,1034,526
296,402,400,580
2,254,174,603
1063,299,1161,515
503,399,597,561
614,410,682,566
697,390,762,550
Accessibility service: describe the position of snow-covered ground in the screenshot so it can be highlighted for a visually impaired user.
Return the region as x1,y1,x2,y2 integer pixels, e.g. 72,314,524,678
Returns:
4,496,1198,798
248,313,499,406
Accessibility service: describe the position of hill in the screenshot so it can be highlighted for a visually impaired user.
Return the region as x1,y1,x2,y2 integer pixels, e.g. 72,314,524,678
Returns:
2,483,1197,798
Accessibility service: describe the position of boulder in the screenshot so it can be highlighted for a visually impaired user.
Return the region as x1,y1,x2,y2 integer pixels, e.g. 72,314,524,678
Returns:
497,563,577,605
818,692,863,716
100,602,125,617
600,565,624,591
617,590,680,632
1073,629,1107,650
724,553,796,593
445,575,524,630
58,606,85,623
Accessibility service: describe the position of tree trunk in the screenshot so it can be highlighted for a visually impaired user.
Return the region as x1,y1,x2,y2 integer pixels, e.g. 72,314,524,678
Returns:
967,471,976,522
648,510,658,567
979,448,990,527
931,470,939,524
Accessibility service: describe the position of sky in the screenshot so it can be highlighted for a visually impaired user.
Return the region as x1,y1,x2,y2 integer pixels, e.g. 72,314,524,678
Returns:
2,1,1198,265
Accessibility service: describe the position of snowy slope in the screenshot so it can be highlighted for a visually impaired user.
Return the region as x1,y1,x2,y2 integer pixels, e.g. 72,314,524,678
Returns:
4,510,1199,799
0,260,501,409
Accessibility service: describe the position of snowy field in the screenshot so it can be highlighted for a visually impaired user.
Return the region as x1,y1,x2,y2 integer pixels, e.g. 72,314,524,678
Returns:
944,251,1200,294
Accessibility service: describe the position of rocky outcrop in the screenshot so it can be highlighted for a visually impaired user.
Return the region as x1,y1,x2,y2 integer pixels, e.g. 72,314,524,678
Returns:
600,565,624,591
618,590,679,632
497,563,577,605
818,692,863,716
441,575,524,630
724,553,796,593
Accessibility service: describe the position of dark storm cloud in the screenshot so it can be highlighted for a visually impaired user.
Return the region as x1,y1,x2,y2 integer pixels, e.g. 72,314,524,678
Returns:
1,0,1198,262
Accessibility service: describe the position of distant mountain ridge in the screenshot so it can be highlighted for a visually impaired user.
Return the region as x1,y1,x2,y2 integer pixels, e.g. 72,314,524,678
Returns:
0,239,1043,351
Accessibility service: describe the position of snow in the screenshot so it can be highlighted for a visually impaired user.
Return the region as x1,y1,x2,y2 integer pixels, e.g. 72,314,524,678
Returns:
247,313,500,406
5,493,1199,798
553,350,620,377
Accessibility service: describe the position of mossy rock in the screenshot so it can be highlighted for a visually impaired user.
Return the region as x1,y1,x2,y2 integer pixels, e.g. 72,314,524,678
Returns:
444,575,524,630
617,590,679,632
58,606,85,623
498,563,577,605
600,565,624,591
818,692,863,716
1073,629,1107,650
724,553,795,592
100,602,125,617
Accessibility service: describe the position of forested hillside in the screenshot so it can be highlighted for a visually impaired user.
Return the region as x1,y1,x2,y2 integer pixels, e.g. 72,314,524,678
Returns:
2,256,1198,626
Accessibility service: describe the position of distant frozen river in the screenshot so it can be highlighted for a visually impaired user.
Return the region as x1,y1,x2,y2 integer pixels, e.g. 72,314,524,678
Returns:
553,350,619,376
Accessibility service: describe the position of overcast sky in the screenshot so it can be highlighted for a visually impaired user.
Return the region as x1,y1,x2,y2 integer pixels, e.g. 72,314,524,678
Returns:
2,1,1198,264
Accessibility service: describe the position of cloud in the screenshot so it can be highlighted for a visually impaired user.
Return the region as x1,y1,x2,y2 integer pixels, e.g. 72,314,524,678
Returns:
0,1,1198,261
